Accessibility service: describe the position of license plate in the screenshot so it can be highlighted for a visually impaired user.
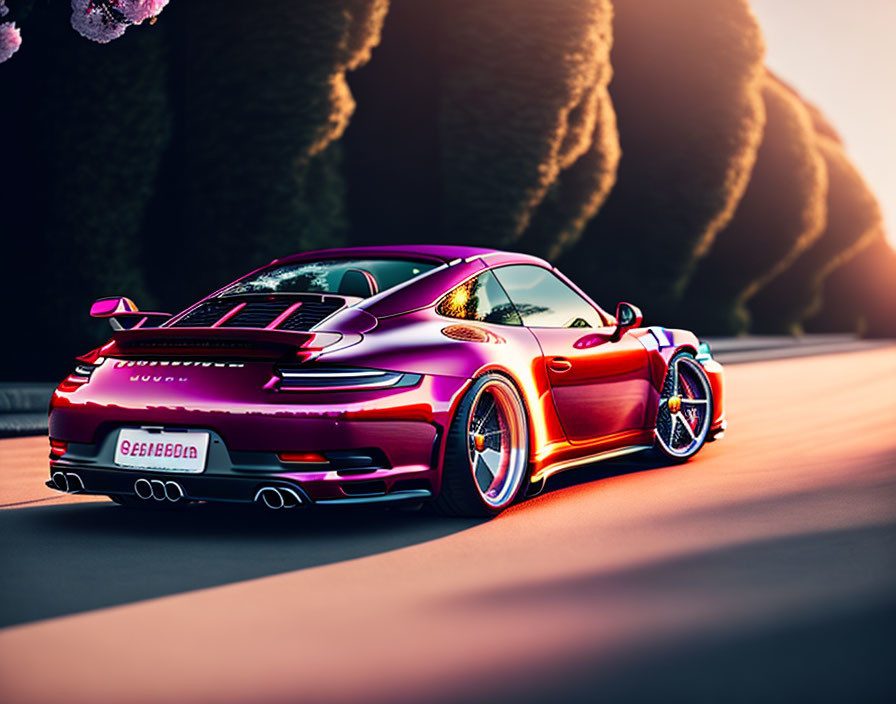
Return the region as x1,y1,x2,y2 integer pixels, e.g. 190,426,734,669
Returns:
114,428,210,473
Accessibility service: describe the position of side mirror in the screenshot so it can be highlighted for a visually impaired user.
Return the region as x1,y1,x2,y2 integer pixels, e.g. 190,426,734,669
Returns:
613,301,643,340
90,297,171,330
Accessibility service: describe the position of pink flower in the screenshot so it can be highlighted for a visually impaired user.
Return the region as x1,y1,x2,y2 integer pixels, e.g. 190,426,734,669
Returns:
120,0,169,25
70,0,170,44
70,0,128,43
0,21,21,63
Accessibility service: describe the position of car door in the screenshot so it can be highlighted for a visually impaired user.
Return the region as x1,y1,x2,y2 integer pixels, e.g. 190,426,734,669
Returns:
491,264,652,444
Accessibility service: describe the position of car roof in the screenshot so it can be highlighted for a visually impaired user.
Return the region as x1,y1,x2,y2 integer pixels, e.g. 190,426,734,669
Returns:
272,244,548,267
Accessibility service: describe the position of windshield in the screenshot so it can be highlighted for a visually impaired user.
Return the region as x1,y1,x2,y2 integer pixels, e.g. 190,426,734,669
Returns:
221,259,438,298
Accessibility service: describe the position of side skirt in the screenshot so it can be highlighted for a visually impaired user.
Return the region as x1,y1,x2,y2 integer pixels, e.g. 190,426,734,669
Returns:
529,444,653,486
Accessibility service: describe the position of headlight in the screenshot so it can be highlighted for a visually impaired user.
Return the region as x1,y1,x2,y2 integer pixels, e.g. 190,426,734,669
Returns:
272,367,421,392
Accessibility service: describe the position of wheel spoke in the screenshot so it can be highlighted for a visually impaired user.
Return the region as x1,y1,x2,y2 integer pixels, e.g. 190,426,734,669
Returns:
668,414,677,447
479,448,501,478
677,412,698,442
475,395,497,433
479,429,505,438
681,398,707,405
473,454,493,491
671,360,679,395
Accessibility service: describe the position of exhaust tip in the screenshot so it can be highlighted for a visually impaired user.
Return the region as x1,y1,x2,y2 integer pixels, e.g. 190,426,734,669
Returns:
150,479,167,501
134,478,153,500
254,486,304,510
260,487,285,510
164,481,185,502
279,487,303,509
51,471,69,493
65,473,85,493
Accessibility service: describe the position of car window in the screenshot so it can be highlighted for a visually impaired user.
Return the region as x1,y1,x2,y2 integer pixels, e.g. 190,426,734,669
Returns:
491,265,603,328
436,271,522,326
221,259,437,298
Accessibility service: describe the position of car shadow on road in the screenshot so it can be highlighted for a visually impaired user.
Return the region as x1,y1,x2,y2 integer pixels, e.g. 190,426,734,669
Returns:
0,454,664,629
0,500,485,628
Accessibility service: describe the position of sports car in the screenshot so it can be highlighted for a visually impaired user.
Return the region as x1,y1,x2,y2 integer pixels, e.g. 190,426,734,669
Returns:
47,245,726,516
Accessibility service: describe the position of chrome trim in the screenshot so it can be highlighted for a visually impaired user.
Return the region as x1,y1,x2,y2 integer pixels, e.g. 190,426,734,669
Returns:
277,378,404,392
164,481,185,502
134,478,153,500
279,370,389,379
150,479,168,501
279,487,303,508
254,486,304,510
530,445,652,484
51,471,69,492
256,487,284,510
65,473,85,493
315,489,432,506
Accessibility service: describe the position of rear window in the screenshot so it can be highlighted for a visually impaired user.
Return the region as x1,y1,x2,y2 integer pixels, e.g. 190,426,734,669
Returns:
221,259,438,298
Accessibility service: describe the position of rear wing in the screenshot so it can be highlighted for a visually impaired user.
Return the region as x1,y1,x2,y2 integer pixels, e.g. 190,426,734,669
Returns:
108,327,342,360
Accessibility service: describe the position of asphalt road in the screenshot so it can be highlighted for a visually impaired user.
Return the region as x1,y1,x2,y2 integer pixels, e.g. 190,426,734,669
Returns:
0,347,894,703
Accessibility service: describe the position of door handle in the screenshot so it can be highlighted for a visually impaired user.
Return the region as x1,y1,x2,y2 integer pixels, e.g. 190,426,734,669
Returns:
548,357,573,373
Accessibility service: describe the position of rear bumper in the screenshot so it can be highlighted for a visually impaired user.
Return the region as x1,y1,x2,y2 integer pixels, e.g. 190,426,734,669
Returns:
48,372,470,503
46,466,433,506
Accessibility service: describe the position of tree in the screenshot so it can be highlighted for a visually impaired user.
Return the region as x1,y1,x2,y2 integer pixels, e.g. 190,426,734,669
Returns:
560,0,765,318
0,3,171,380
440,0,618,256
343,0,619,259
747,135,882,334
151,0,389,304
680,73,827,334
806,235,896,338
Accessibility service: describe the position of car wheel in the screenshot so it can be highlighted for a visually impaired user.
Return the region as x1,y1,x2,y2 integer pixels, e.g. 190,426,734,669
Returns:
435,374,530,517
653,352,714,461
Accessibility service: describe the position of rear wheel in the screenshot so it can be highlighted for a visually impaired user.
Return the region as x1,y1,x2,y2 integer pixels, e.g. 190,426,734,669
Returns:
435,374,529,517
654,353,713,461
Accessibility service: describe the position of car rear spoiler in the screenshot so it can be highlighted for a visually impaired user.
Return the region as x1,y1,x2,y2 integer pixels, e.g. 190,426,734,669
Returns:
108,327,343,359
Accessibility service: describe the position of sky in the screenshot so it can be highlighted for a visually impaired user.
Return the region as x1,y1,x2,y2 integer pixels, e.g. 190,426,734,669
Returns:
749,0,896,249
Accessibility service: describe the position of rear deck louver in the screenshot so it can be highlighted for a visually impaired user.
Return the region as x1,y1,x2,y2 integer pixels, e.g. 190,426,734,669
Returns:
170,296,344,331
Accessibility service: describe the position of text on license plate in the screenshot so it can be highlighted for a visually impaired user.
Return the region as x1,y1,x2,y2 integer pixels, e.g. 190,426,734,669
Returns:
114,428,209,473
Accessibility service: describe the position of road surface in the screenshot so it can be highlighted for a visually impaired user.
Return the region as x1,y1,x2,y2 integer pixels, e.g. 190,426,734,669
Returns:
0,348,894,703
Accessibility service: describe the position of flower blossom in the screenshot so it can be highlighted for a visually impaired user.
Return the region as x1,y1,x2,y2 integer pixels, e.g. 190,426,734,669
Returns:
0,21,21,63
70,0,169,44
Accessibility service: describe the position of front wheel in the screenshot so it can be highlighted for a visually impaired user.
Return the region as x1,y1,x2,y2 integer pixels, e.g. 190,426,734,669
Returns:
653,353,713,461
434,374,530,517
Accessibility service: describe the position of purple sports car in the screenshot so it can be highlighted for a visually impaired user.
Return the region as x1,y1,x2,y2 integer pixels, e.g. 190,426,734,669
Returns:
48,245,726,517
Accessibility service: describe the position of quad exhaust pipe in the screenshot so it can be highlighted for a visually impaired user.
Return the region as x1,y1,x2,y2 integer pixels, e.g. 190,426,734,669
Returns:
134,478,185,503
254,486,303,510
51,471,85,493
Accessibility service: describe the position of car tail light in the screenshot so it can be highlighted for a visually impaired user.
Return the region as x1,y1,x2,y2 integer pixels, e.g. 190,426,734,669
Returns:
278,452,329,464
49,439,68,459
271,367,422,392
58,356,105,392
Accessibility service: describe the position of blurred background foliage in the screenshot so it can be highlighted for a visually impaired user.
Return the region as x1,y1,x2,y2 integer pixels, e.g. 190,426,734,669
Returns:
0,0,890,381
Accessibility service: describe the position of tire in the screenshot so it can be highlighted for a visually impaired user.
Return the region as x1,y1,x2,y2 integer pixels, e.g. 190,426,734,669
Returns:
653,352,714,462
434,373,530,517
